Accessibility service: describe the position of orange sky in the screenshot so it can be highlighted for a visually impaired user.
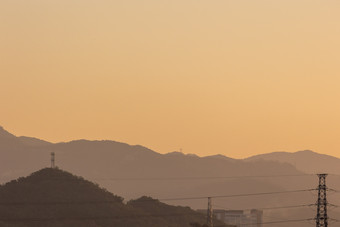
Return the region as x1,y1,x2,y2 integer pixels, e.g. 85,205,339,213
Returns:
1,0,340,158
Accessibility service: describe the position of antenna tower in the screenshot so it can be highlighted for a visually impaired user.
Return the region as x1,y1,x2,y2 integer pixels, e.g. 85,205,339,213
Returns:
207,197,213,227
316,174,328,227
51,152,55,168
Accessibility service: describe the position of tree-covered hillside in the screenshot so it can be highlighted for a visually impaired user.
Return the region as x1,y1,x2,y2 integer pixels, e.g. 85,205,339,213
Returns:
0,168,229,227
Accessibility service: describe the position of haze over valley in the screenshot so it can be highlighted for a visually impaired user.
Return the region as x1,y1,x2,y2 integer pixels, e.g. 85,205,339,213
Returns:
2,1,340,226
1,126,339,226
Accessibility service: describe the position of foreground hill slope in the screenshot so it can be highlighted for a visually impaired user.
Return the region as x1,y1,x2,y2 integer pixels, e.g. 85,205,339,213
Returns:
0,168,227,227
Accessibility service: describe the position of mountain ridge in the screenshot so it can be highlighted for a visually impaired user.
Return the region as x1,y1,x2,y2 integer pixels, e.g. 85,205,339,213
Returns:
1,126,339,227
0,126,303,205
245,150,340,174
2,126,336,162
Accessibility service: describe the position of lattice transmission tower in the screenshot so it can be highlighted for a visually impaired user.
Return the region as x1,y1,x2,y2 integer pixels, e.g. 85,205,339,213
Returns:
316,174,328,227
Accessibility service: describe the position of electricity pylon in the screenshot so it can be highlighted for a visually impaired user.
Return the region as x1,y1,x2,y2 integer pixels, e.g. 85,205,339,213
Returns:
316,174,328,227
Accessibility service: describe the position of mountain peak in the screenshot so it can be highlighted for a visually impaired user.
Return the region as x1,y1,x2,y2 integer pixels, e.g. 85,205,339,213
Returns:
0,126,16,139
165,151,185,156
164,151,199,158
204,154,236,161
2,167,124,204
295,150,315,154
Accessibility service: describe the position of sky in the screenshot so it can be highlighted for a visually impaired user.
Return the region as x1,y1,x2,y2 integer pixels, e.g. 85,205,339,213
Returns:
1,0,340,158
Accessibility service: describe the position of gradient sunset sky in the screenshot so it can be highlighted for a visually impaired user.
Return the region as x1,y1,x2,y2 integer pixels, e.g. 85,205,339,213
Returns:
1,0,340,158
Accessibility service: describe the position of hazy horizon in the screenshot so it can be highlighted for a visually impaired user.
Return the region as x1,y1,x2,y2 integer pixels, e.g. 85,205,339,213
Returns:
1,0,340,159
0,125,332,160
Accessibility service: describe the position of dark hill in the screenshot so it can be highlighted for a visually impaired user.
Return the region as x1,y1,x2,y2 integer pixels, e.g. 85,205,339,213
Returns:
0,168,228,227
129,196,212,227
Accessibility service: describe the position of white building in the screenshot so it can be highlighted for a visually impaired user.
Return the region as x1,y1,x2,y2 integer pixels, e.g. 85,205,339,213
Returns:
198,209,263,227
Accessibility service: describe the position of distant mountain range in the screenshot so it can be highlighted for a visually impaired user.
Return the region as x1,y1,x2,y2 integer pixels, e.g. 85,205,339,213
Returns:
246,150,340,174
1,126,339,227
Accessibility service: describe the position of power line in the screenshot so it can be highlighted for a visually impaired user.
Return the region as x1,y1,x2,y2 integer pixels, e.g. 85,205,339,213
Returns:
213,218,315,226
1,174,313,181
0,174,315,184
159,189,316,201
327,188,340,193
0,189,315,205
90,174,314,181
211,203,315,226
329,218,340,222
0,214,315,225
213,203,315,211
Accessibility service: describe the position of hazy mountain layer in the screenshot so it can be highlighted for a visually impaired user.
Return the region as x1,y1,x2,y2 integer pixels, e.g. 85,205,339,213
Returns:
246,150,340,174
1,126,339,227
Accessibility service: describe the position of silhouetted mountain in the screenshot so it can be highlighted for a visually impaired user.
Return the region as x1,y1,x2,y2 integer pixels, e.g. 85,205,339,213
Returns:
0,126,24,150
1,126,339,226
203,154,236,162
245,150,340,174
0,168,229,227
0,127,301,199
0,127,50,182
18,136,51,147
0,126,16,140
